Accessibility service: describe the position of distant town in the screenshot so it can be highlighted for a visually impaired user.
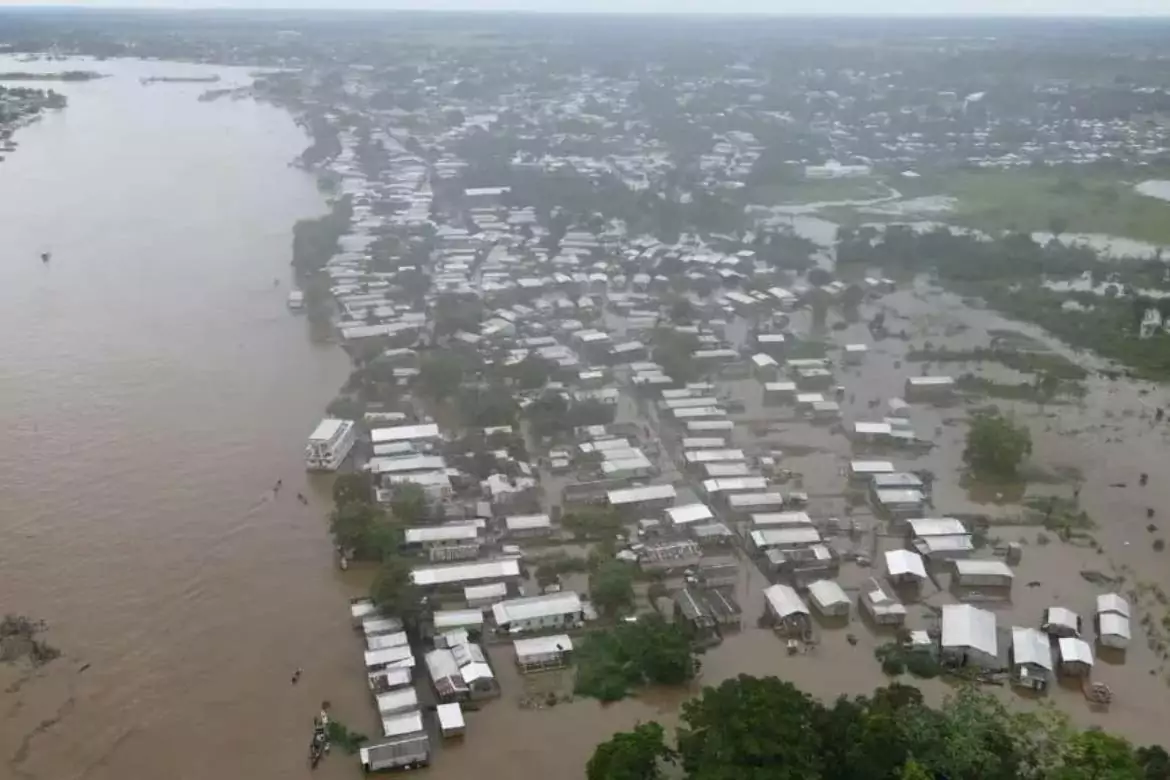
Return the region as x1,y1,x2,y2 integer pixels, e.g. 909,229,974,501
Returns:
5,10,1170,780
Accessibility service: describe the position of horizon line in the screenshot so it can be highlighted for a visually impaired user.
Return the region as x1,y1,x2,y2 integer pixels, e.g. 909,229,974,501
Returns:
1,6,1170,16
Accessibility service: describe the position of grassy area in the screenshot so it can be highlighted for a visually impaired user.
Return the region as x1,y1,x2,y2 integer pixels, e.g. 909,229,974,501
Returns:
750,176,891,206
896,167,1170,245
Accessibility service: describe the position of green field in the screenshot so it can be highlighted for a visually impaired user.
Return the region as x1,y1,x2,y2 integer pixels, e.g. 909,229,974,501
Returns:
893,167,1170,245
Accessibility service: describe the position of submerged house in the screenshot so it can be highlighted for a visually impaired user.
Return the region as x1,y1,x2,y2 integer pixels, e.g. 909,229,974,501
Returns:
940,604,998,669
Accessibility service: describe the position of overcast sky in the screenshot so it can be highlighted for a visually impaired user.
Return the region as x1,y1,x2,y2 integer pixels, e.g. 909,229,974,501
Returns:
5,0,1169,15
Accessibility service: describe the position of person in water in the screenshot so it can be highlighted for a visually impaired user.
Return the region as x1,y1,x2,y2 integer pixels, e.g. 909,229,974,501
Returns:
274,479,283,493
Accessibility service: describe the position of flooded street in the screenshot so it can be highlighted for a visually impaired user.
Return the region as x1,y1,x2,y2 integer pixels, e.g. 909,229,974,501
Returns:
0,59,363,780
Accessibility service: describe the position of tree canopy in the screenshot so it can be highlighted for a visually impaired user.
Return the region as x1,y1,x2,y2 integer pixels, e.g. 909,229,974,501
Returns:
575,616,698,702
963,409,1033,479
389,483,429,525
593,676,1165,780
589,559,636,617
371,555,423,628
586,722,674,780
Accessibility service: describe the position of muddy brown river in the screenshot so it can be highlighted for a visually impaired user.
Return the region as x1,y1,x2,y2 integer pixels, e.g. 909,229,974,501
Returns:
4,57,1170,780
0,59,361,780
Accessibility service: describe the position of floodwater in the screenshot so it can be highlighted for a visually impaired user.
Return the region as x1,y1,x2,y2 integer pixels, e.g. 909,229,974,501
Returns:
5,55,1169,780
0,58,362,780
1135,179,1170,203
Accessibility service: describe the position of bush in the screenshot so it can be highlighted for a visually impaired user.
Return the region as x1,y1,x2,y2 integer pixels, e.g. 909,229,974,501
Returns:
881,656,906,676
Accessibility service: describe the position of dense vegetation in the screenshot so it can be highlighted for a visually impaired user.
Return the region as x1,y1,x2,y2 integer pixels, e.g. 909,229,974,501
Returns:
291,195,353,276
589,675,1170,780
325,473,425,627
574,616,698,703
963,409,1033,480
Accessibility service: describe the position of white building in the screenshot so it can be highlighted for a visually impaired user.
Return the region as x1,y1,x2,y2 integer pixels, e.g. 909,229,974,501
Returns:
513,634,573,673
492,592,583,634
807,579,850,617
941,604,998,668
305,418,357,471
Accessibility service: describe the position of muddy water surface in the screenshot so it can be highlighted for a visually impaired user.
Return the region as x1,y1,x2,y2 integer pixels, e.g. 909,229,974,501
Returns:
0,58,362,780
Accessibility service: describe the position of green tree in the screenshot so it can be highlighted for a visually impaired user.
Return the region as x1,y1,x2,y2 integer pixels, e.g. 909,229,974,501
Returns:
371,555,423,628
417,352,465,402
962,410,1033,479
574,616,697,701
900,758,932,780
333,472,373,507
507,355,556,390
389,483,428,525
653,328,701,384
677,675,824,780
329,502,399,561
1053,730,1143,780
1136,745,1170,780
589,559,635,617
586,722,673,780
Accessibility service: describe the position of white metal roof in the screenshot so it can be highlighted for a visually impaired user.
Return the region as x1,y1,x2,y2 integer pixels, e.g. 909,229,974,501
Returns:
727,492,786,509
1096,593,1130,618
607,484,676,505
364,645,415,670
667,503,715,526
367,631,410,651
411,558,520,587
464,582,508,601
751,527,822,548
763,381,798,392
849,460,895,475
751,511,812,527
862,578,906,618
762,584,809,619
1043,607,1080,631
351,599,378,621
492,592,582,625
855,422,893,435
703,477,769,494
808,579,850,609
363,616,405,636
309,418,349,443
513,634,573,659
1058,637,1094,667
875,489,925,505
954,559,1014,579
404,523,479,545
371,423,441,444
435,702,465,732
907,375,955,386
908,517,967,537
382,710,425,739
432,609,485,630
885,549,927,579
504,513,551,531
941,603,998,657
376,687,419,715
1012,627,1054,670
1098,612,1131,640
684,448,746,464
369,455,446,475
916,534,976,555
